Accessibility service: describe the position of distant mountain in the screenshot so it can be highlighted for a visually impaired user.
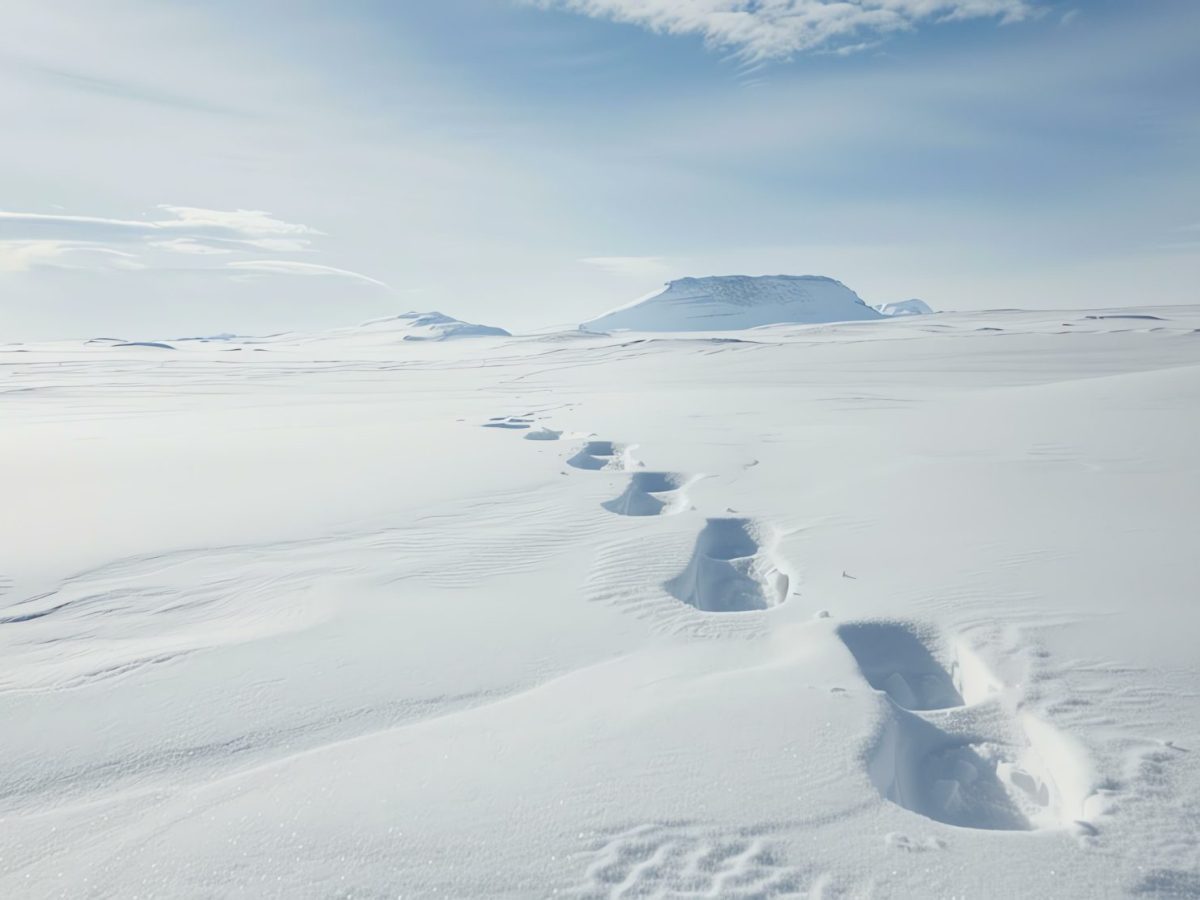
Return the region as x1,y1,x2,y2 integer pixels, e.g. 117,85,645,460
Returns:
877,299,934,317
580,275,883,333
357,312,510,341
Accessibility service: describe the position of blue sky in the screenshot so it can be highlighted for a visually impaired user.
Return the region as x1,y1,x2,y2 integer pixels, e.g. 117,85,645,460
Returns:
1,0,1197,338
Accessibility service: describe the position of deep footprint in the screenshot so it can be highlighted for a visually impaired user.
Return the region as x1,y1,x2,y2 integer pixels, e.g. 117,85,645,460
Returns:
836,622,964,711
857,632,1097,833
482,416,533,430
567,440,625,471
665,518,789,613
602,472,688,517
869,711,1033,831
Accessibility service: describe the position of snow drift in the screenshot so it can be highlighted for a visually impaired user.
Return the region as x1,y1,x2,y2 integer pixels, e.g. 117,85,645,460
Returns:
580,275,883,332
358,311,510,341
878,299,934,317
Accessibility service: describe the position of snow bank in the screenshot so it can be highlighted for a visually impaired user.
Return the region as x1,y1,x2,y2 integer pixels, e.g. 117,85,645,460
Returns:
878,299,934,316
358,311,510,341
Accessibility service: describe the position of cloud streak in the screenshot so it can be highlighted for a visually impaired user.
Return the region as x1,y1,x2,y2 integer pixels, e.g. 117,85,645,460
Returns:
0,207,316,252
227,260,390,287
535,0,1039,59
580,256,673,279
0,205,385,286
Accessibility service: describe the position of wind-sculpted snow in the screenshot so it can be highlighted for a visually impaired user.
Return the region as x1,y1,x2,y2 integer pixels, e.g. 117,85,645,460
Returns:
566,823,821,898
359,310,510,341
2,305,1199,898
878,298,934,316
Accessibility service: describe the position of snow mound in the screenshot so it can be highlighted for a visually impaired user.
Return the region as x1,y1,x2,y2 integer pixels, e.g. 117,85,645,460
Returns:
879,299,934,317
358,311,510,342
175,333,243,342
581,275,883,332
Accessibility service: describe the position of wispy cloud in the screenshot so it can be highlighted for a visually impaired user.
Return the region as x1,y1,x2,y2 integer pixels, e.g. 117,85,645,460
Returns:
147,238,234,256
12,59,244,116
227,260,389,287
0,206,316,253
580,255,673,279
0,205,384,285
534,0,1039,59
0,241,148,273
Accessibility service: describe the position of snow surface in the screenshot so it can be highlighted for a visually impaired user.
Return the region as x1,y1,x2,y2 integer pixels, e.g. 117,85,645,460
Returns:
357,310,510,341
2,306,1200,898
878,299,934,316
581,275,883,332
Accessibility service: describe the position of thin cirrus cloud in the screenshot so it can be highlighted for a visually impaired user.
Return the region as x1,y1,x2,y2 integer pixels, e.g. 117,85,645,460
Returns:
579,256,674,279
0,206,314,249
148,238,234,256
0,241,147,273
534,0,1040,59
0,205,387,287
227,260,390,288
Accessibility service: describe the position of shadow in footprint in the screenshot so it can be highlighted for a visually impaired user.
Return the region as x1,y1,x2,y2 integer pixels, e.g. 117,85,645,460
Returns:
837,622,963,711
602,472,686,517
482,416,533,430
665,518,788,613
870,711,1032,831
568,440,621,470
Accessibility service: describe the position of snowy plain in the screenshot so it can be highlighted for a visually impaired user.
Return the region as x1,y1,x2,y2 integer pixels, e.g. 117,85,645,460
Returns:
2,306,1200,898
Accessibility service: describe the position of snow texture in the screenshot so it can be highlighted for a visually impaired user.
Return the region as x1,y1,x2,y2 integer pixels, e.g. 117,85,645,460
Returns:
878,298,935,316
2,304,1200,898
358,310,510,341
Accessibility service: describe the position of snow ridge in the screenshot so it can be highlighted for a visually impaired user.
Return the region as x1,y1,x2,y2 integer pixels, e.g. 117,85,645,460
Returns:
878,299,934,317
358,311,510,341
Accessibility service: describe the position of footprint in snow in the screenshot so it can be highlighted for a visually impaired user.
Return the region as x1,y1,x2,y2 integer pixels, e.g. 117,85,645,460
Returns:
839,621,1101,834
567,440,630,471
602,472,690,517
665,518,790,613
482,415,533,430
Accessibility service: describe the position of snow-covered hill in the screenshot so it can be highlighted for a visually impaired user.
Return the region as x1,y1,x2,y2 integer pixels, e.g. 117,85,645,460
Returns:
581,275,883,332
878,298,934,316
358,311,510,341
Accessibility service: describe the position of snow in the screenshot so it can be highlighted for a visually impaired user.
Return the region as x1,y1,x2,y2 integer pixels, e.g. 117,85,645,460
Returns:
878,298,935,316
356,310,511,341
2,305,1200,898
113,340,176,349
581,274,883,332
